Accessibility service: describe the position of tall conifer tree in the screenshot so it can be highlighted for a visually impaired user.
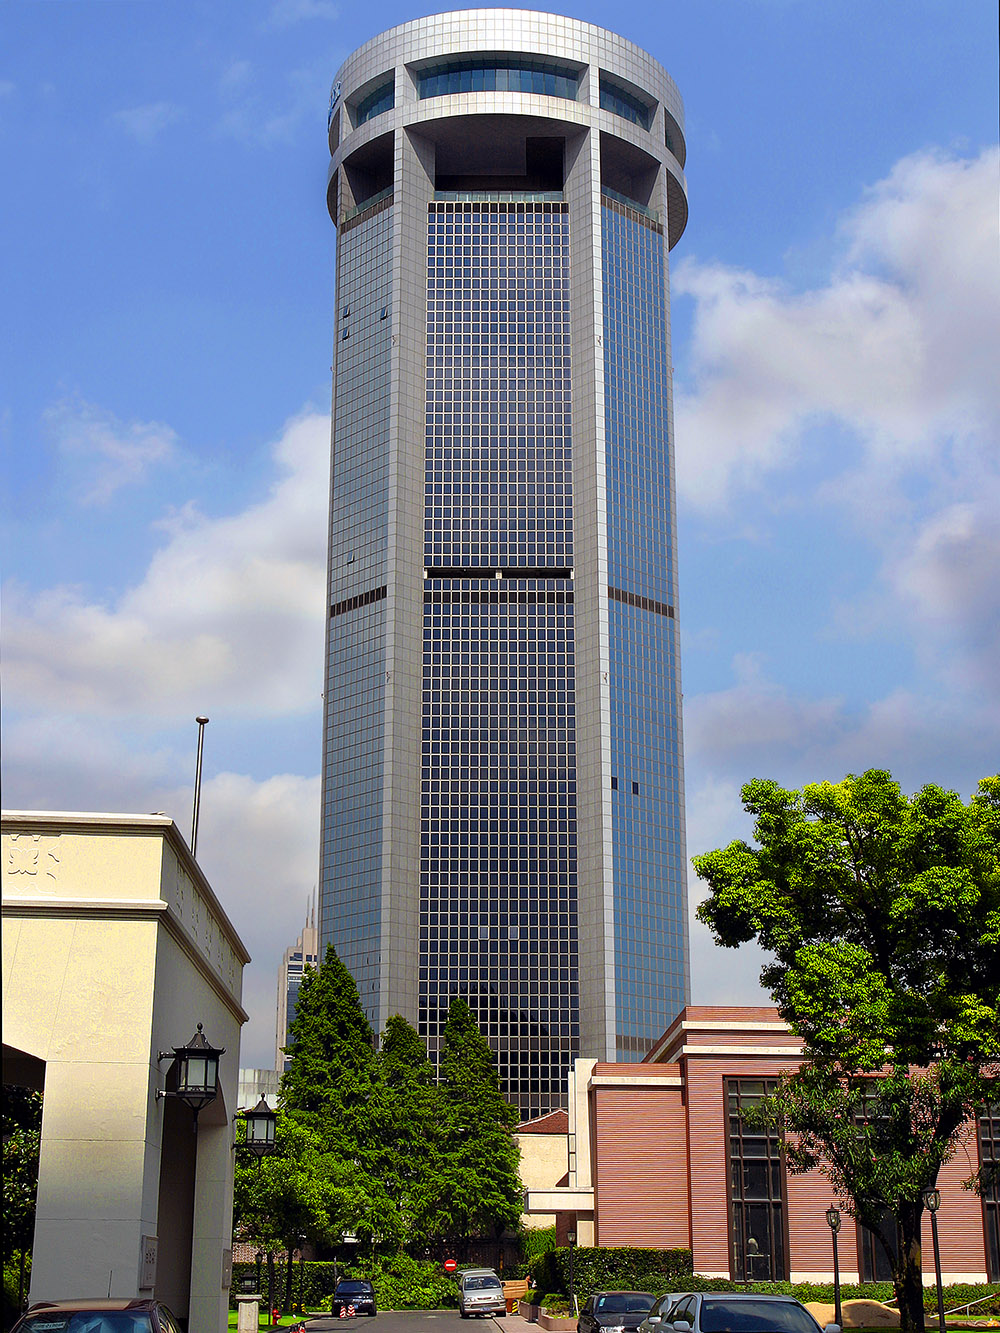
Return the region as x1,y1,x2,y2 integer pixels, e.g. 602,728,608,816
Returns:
280,943,379,1163
428,997,521,1242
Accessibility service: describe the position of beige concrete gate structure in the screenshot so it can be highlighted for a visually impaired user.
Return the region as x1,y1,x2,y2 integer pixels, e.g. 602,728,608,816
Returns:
2,811,251,1333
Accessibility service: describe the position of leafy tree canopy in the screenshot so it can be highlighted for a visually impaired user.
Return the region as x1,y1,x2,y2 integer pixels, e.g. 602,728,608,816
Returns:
694,770,1000,1333
424,997,521,1243
246,952,524,1261
233,1111,401,1253
2,1087,42,1260
279,943,379,1160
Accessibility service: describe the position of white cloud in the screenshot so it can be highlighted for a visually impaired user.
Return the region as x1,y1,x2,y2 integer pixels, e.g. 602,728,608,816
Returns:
5,409,329,719
191,771,321,1068
674,147,1000,512
45,397,177,504
2,704,320,1069
683,660,1000,810
109,100,184,144
889,495,1000,699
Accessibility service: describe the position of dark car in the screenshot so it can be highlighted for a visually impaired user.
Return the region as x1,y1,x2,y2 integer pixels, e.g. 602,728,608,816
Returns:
12,1299,184,1333
579,1292,656,1333
331,1280,377,1318
637,1294,687,1333
665,1293,839,1333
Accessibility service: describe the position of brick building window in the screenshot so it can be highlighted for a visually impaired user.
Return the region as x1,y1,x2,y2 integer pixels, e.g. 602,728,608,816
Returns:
726,1079,787,1281
856,1208,898,1282
980,1103,1000,1282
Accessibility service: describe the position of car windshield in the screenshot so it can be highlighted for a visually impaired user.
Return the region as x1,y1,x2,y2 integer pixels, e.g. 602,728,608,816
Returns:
337,1283,371,1294
597,1296,655,1314
20,1315,152,1333
700,1301,819,1333
465,1278,501,1291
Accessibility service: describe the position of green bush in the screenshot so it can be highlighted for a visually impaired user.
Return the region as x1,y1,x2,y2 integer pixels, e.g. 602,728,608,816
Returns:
530,1247,694,1304
230,1256,460,1312
4,1256,30,1332
522,1227,557,1263
522,1260,1000,1319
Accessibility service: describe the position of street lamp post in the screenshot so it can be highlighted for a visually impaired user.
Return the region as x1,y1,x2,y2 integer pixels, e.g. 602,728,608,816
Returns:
825,1206,843,1330
297,1235,307,1315
240,1097,279,1165
923,1189,946,1333
566,1229,577,1318
156,1023,225,1129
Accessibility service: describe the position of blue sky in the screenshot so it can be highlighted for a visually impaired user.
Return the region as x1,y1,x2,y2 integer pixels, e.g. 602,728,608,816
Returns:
2,0,998,1068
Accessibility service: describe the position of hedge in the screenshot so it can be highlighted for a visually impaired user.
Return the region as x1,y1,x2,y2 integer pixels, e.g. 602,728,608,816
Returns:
229,1256,461,1312
525,1263,1000,1320
529,1247,694,1303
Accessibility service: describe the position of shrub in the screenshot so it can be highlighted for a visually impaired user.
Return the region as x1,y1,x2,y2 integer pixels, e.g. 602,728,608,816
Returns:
530,1247,694,1303
230,1256,459,1312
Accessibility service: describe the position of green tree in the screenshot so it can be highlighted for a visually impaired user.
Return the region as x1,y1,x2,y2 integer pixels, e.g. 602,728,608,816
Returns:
233,1111,397,1261
420,997,522,1245
694,770,1000,1333
278,945,402,1250
280,944,379,1160
2,1086,42,1262
373,1016,443,1240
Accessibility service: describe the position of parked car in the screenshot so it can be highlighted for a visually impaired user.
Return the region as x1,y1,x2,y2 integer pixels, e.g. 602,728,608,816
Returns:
12,1300,184,1333
637,1294,687,1333
458,1271,506,1319
578,1291,657,1333
331,1280,377,1317
664,1293,839,1333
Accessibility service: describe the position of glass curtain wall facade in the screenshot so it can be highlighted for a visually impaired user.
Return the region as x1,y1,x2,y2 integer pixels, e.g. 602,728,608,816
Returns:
322,11,690,1116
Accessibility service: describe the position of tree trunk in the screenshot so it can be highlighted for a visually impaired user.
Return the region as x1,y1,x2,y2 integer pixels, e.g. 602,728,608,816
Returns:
284,1248,294,1312
893,1202,925,1333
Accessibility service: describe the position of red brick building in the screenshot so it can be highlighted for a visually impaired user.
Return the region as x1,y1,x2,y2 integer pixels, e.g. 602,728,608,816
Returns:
523,1007,998,1283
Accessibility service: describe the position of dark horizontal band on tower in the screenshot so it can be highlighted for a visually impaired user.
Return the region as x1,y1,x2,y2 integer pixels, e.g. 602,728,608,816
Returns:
424,567,573,580
329,586,387,617
609,585,675,618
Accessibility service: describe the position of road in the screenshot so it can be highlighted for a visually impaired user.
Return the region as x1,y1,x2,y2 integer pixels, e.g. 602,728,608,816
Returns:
291,1314,526,1333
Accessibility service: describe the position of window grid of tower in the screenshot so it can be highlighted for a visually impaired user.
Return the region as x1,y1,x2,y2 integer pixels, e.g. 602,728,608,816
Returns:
419,577,579,1118
321,206,394,1020
420,199,579,1116
603,200,688,1056
424,201,572,571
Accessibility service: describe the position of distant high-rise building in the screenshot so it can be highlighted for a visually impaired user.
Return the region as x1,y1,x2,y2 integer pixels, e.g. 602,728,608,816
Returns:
320,10,690,1117
275,908,318,1071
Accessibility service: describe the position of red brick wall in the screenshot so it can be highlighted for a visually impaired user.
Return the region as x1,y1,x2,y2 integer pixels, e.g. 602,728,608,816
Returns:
591,1084,690,1248
927,1135,990,1279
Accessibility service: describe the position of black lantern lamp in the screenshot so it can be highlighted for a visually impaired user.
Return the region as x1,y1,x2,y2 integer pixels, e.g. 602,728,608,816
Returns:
825,1206,843,1330
241,1096,279,1162
157,1022,225,1123
923,1188,946,1333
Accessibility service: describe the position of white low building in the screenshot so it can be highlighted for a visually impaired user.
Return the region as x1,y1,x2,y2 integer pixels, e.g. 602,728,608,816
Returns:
2,811,250,1333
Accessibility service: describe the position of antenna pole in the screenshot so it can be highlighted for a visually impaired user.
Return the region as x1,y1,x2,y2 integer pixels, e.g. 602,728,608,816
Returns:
191,716,210,857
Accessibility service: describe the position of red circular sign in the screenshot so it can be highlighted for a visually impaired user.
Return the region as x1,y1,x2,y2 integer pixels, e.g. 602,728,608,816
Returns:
443,1259,458,1273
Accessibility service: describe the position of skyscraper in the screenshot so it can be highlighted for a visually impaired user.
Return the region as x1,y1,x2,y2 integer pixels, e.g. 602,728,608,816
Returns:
275,907,319,1071
321,10,689,1117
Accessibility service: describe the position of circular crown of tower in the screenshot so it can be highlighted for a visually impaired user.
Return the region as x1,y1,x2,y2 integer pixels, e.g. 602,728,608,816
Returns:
327,8,687,247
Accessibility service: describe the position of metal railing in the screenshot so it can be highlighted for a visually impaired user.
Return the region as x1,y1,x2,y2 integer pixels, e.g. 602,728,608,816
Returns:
433,190,564,203
341,185,393,223
601,186,659,221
